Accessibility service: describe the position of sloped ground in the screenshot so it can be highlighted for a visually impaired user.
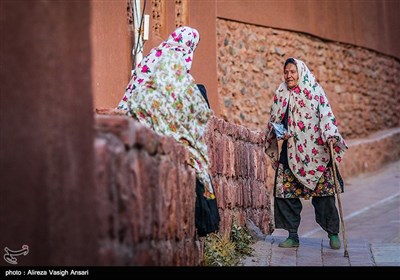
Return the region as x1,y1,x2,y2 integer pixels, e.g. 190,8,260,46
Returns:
241,161,400,266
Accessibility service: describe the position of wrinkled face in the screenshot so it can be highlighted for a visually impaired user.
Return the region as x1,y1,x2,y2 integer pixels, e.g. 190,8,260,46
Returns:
284,63,299,90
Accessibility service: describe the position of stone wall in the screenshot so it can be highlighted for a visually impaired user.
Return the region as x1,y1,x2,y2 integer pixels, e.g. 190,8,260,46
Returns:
340,128,400,179
94,114,273,265
216,19,400,140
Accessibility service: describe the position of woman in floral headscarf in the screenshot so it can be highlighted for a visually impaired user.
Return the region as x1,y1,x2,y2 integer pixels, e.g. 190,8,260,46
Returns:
117,26,219,237
265,58,348,249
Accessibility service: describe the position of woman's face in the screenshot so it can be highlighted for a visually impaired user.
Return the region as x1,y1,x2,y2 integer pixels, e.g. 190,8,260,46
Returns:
284,63,299,90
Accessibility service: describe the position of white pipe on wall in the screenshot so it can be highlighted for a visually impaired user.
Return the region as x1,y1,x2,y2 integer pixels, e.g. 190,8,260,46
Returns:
133,0,143,68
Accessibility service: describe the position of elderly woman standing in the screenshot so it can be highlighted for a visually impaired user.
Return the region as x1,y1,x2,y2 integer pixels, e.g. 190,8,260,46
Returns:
117,26,219,237
265,58,348,249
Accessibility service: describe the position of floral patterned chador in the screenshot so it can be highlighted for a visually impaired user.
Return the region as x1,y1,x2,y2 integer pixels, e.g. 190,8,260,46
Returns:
265,58,348,198
118,26,215,199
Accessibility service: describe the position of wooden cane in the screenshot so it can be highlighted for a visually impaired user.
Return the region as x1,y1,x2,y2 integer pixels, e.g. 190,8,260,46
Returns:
329,141,349,257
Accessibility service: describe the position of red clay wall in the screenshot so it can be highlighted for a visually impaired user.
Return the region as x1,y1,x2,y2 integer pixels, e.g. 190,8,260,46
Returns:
92,0,400,115
0,0,97,265
216,0,400,60
95,115,200,265
90,0,132,111
206,117,274,236
93,114,273,265
2,0,398,267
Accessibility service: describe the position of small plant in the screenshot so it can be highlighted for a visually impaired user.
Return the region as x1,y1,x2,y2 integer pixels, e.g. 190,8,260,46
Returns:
230,223,254,257
203,233,238,266
203,223,254,266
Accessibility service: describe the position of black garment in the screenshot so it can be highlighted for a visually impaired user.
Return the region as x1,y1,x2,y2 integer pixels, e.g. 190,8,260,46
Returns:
274,102,340,235
197,84,210,108
194,85,217,236
279,103,290,166
274,196,340,235
195,178,220,237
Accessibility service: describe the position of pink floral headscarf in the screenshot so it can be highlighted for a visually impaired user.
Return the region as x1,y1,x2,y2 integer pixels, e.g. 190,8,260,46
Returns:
118,26,200,111
265,58,348,190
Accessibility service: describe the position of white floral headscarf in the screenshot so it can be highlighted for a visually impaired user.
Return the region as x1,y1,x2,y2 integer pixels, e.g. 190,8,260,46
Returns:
118,26,200,111
117,27,215,198
265,58,348,190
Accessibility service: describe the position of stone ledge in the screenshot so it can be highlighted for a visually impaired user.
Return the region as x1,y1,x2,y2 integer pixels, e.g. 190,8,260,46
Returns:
340,127,400,178
95,114,190,163
346,127,400,147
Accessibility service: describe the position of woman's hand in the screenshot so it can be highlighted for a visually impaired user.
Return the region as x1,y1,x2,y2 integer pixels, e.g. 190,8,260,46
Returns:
279,132,293,141
327,137,338,146
95,108,127,115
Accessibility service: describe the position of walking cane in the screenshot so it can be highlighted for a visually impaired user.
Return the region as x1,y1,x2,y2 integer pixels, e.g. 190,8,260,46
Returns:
329,141,349,257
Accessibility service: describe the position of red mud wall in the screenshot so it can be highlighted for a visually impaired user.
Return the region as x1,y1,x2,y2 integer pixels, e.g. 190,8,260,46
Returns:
93,115,273,265
0,0,97,265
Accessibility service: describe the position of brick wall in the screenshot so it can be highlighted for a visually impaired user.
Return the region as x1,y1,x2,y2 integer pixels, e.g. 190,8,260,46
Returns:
95,115,200,265
94,114,273,265
206,117,274,236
